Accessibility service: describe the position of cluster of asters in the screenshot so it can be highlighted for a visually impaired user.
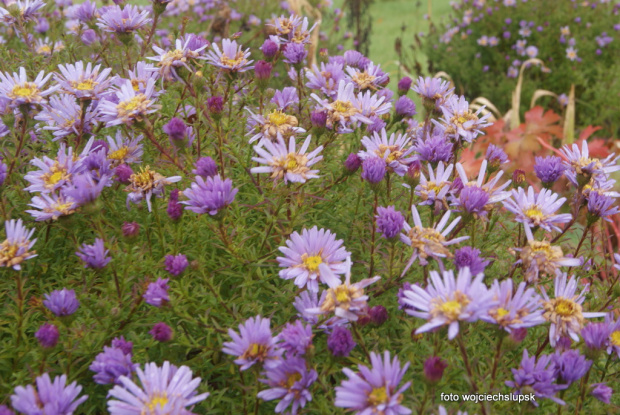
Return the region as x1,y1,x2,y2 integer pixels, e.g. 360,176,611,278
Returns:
439,0,618,80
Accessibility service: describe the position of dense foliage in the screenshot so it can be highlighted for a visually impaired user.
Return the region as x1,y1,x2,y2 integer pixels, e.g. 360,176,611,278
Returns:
0,0,618,414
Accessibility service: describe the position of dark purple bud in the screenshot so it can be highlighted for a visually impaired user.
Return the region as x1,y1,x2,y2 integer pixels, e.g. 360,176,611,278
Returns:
115,164,133,184
310,111,327,129
405,160,421,186
35,323,59,348
423,356,448,383
111,336,133,355
512,169,526,186
369,305,388,325
509,327,528,344
344,153,362,173
163,117,187,141
376,206,405,240
207,96,224,115
261,39,279,59
122,221,140,238
327,326,356,357
192,156,218,178
397,76,412,94
395,96,417,117
254,60,272,81
167,189,183,221
149,322,173,342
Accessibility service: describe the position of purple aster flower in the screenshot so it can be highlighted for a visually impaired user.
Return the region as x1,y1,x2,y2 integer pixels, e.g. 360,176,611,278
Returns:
251,135,323,183
107,362,209,414
505,349,568,406
11,373,88,415
345,62,389,91
62,173,108,207
310,80,376,133
590,383,612,404
246,107,305,145
206,38,254,73
148,38,208,82
587,192,619,222
283,42,307,65
453,160,512,216
433,95,492,143
397,76,412,94
361,157,386,184
27,193,78,221
412,76,453,109
423,356,447,383
125,166,181,212
24,142,86,194
277,320,313,357
144,278,170,307
395,96,416,117
541,273,606,347
369,305,388,325
271,87,299,111
307,257,380,321
43,288,79,317
359,129,416,177
149,322,173,342
76,238,111,269
503,186,572,232
366,116,386,133
402,268,494,339
413,132,453,164
97,5,151,35
111,336,133,355
415,162,453,208
222,316,283,371
0,67,59,109
335,351,412,414
192,157,218,178
73,0,98,23
457,185,490,216
453,246,489,275
551,349,591,385
581,322,610,351
163,117,187,141
34,94,98,141
0,0,45,25
164,253,188,276
277,226,350,293
261,39,279,59
534,156,565,185
484,279,545,332
376,206,405,239
99,78,159,127
344,153,362,172
35,323,59,348
400,206,469,270
0,219,37,271
90,346,138,385
305,62,346,98
106,130,143,167
167,189,183,221
257,357,317,414
181,174,238,216
485,144,508,169
122,222,139,238
560,140,620,188
327,326,356,357
81,29,98,46
54,61,114,100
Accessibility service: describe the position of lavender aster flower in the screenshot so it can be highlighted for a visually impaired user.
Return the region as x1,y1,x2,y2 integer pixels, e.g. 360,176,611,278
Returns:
97,5,151,35
251,135,323,184
192,157,218,178
76,238,110,269
182,175,238,216
485,144,508,169
107,362,209,414
453,160,511,217
35,323,59,348
11,373,88,415
453,246,489,275
148,38,208,82
534,156,565,186
206,38,254,73
590,383,613,404
581,322,610,351
335,351,412,415
311,80,374,133
401,268,495,339
376,206,405,239
125,166,181,212
257,356,317,414
283,42,307,65
144,278,170,307
99,79,159,127
395,96,416,117
27,193,78,221
54,61,114,100
345,62,389,91
551,349,591,385
413,132,453,164
0,67,58,109
359,129,416,176
149,322,173,342
412,76,453,109
327,326,356,357
277,226,350,293
277,320,313,357
560,140,620,188
587,192,619,222
433,95,492,143
90,346,137,385
0,219,37,270
484,279,545,332
34,94,98,141
0,0,46,25
540,272,606,347
43,288,79,316
246,107,304,144
503,186,572,232
0,405,13,415
505,349,568,406
111,336,133,355
164,253,188,276
106,130,143,166
222,316,282,371
305,62,346,98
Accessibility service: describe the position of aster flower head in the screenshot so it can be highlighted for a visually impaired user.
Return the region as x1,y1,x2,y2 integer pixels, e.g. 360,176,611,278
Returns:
560,140,620,188
0,219,37,270
400,206,469,270
452,160,512,218
335,351,412,415
90,346,137,385
34,94,98,141
246,107,305,145
483,279,545,332
401,268,495,339
327,326,356,357
35,323,59,348
305,62,346,98
590,383,613,404
515,226,582,283
182,174,238,216
485,144,508,169
311,80,375,133
222,316,282,371
43,288,79,316
540,272,606,347
107,362,209,414
148,37,208,82
11,374,88,415
534,156,565,186
27,193,78,221
206,38,253,73
503,186,572,232
144,277,170,307
345,62,388,91
412,76,453,109
415,162,454,208
97,5,151,35
99,78,159,127
251,135,323,184
581,322,610,352
453,246,489,276
76,238,111,269
361,157,387,184
277,226,350,293
0,0,46,25
257,356,317,415
0,67,58,109
505,349,568,406
149,322,173,342
125,165,181,212
307,257,380,321
106,130,143,166
24,143,86,194
604,312,620,358
277,320,313,357
54,61,114,100
164,253,188,276
587,192,619,223
376,206,405,240
433,95,492,143
551,349,591,385
358,129,416,176
127,61,161,96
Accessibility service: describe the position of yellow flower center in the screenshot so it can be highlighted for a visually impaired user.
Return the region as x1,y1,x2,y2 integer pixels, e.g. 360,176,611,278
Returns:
332,100,353,114
353,72,377,90
130,167,156,189
286,155,298,170
47,171,65,185
285,372,302,388
530,241,554,256
439,300,462,320
242,343,268,361
109,147,130,161
146,393,168,412
335,285,351,303
426,182,444,194
131,79,144,91
611,331,620,347
495,307,509,318
118,95,148,113
220,52,247,69
37,45,51,54
11,83,38,98
555,298,577,317
302,254,323,272
525,206,544,221
431,291,470,322
267,110,289,126
368,387,389,406
74,79,97,91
